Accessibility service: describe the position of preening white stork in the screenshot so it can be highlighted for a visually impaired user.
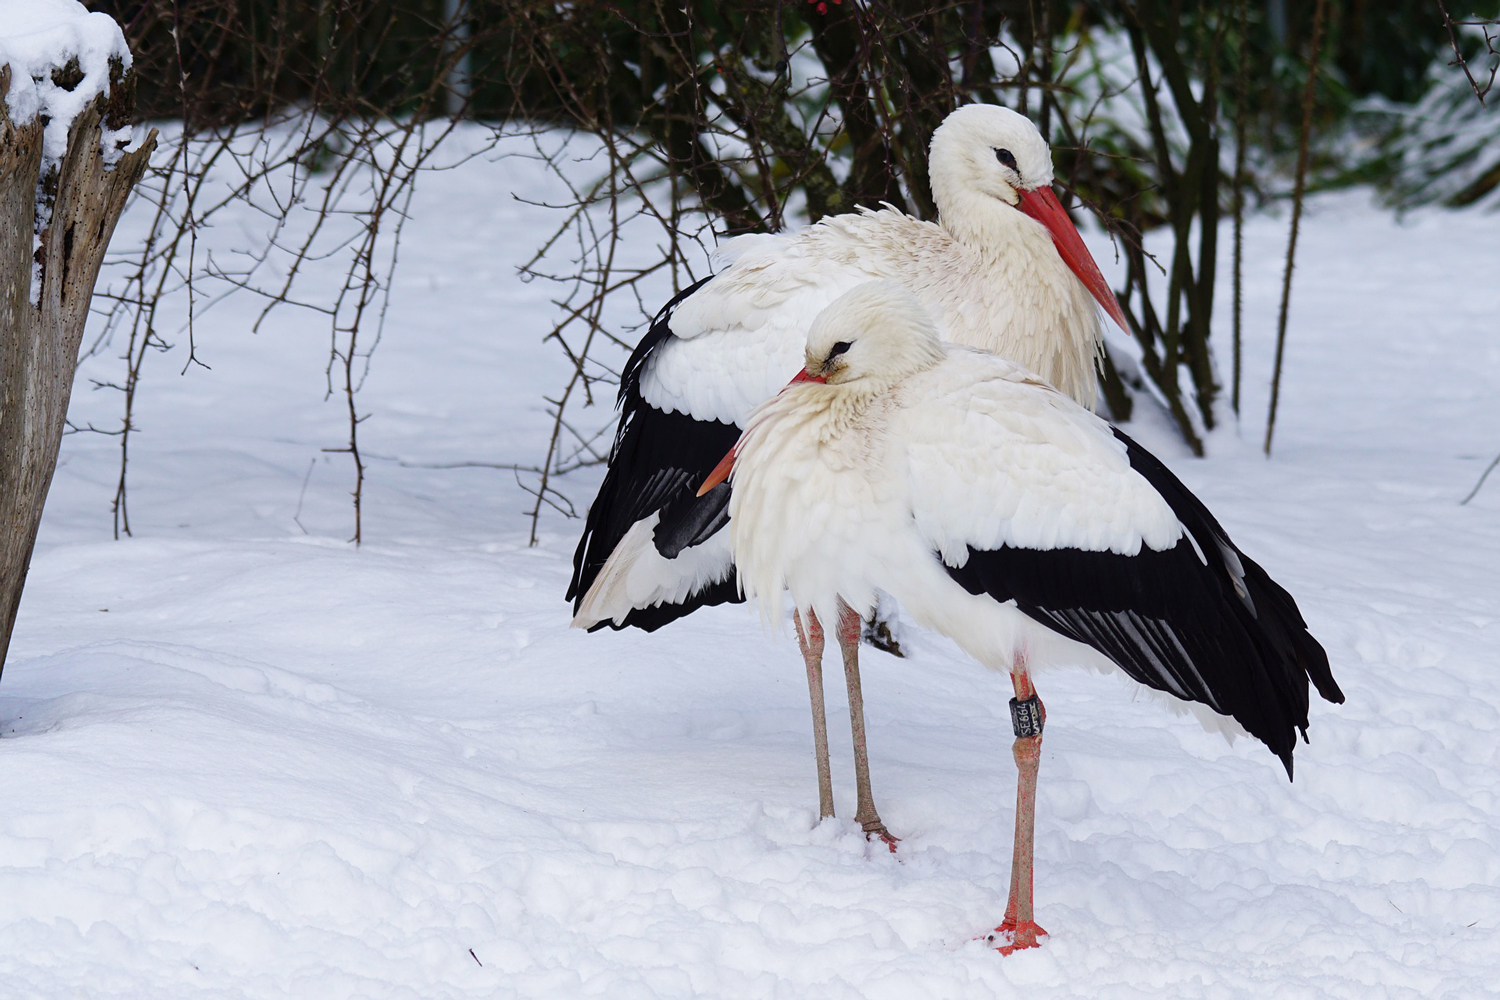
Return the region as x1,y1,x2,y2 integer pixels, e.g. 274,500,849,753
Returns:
570,104,1130,844
701,281,1345,953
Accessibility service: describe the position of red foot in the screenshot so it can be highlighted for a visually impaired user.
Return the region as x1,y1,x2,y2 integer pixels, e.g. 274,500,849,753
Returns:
985,919,1048,955
864,826,900,854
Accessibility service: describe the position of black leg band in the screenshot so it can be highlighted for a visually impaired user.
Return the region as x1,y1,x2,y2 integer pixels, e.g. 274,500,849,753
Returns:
1010,694,1043,738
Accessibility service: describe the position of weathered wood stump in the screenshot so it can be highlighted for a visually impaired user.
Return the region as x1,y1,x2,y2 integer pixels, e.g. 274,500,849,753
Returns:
0,58,156,677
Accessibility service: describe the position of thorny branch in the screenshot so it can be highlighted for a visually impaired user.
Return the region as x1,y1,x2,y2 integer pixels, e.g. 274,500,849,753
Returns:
1435,0,1499,105
90,2,491,543
510,1,1225,542
87,1,1368,546
1265,0,1330,457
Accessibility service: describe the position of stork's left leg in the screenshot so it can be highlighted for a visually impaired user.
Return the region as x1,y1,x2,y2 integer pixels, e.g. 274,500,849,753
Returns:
794,609,836,823
989,663,1048,954
835,600,899,852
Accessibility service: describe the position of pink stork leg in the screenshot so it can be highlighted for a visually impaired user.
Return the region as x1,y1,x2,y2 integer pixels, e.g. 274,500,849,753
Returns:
990,660,1048,954
835,600,899,852
793,609,836,821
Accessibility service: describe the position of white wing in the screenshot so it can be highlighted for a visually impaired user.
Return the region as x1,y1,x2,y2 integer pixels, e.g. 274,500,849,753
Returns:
896,351,1183,563
640,211,942,426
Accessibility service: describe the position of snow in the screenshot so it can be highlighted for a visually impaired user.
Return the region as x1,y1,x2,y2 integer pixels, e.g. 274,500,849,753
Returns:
1357,25,1500,211
4,129,1500,996
0,0,132,167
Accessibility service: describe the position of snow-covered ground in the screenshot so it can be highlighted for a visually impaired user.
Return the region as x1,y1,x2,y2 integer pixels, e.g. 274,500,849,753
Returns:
2,129,1499,998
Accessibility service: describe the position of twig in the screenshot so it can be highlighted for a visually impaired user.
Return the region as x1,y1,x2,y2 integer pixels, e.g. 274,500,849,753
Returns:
1460,453,1500,505
1231,0,1249,416
89,7,490,544
1436,0,1498,106
1264,0,1328,457
292,458,316,534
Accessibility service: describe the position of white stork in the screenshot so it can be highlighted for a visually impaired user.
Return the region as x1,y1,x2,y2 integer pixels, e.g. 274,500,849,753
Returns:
570,104,1130,845
702,280,1345,953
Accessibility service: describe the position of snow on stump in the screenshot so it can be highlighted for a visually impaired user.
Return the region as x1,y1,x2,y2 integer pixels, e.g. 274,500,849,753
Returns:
1,1,156,677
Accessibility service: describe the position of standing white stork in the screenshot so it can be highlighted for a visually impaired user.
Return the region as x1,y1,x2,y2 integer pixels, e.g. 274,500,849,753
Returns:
570,104,1129,845
702,281,1345,953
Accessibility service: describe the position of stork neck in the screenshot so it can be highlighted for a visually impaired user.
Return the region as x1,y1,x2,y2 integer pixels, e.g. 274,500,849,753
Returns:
937,188,1045,263
930,188,1103,409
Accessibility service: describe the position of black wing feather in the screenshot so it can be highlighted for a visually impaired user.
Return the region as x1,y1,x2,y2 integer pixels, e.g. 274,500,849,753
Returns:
1113,431,1344,705
944,428,1343,778
567,276,747,630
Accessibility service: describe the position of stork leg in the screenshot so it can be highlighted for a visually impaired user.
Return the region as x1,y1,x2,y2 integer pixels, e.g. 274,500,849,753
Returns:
793,609,836,821
835,600,899,852
990,662,1048,954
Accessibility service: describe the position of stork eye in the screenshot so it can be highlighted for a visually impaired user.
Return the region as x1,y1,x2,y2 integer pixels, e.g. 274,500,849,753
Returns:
828,340,853,358
994,148,1017,170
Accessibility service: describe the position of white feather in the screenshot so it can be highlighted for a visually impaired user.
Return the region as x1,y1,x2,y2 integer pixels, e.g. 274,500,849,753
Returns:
728,282,1182,682
641,198,1101,425
581,104,1111,625
571,515,735,629
896,354,1182,564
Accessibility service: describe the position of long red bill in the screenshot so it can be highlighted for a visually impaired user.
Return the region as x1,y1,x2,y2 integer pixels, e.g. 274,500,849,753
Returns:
1016,186,1130,335
696,368,826,497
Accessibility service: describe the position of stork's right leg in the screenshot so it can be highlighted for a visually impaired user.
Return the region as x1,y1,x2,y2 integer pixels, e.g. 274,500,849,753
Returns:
989,662,1048,955
794,609,835,821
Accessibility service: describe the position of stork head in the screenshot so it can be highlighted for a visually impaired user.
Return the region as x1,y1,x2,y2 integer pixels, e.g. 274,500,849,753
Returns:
696,283,944,497
804,281,946,387
929,104,1055,210
928,104,1130,334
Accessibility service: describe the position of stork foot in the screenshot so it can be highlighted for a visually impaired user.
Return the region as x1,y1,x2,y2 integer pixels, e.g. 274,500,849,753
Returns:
985,919,1048,955
861,821,900,854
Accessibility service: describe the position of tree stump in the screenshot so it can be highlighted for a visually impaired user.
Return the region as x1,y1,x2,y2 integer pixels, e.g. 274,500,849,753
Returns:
1,57,156,678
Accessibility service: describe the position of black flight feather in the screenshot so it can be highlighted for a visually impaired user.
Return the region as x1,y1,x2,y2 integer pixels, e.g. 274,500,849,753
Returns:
567,276,747,631
943,428,1343,779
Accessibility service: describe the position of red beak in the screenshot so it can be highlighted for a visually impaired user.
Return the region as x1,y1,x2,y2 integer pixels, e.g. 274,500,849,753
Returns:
696,368,825,497
1016,186,1130,335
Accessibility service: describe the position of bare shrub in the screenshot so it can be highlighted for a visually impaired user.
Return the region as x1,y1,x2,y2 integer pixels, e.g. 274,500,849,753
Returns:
80,1,1491,534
